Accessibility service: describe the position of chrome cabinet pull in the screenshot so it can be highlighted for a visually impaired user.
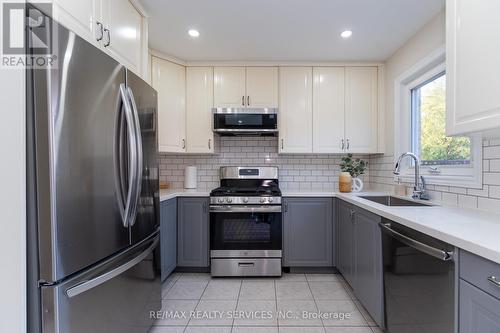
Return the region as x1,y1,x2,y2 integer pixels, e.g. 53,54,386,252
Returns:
182,139,186,149
281,139,284,150
346,139,350,150
103,28,111,47
350,209,355,222
488,276,500,288
247,96,250,106
242,95,245,106
341,139,345,150
208,138,211,149
96,22,104,41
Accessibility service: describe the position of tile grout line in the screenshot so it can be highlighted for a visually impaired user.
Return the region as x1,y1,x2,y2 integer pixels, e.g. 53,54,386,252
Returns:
184,274,211,331
305,274,326,332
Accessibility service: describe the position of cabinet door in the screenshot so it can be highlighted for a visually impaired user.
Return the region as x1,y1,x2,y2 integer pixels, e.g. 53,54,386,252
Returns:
177,198,209,267
279,67,313,153
151,57,186,153
161,198,177,281
52,0,100,47
446,0,500,135
354,208,383,327
460,279,500,333
246,67,279,108
214,67,246,108
283,198,333,266
345,67,378,153
337,200,355,286
313,67,345,153
101,0,142,74
186,67,214,153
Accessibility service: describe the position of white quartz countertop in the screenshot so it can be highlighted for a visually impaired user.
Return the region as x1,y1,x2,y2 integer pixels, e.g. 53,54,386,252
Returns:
159,188,500,265
337,192,500,265
160,188,211,201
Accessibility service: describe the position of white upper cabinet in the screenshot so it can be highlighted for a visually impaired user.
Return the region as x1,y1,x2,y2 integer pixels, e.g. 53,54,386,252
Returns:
279,67,313,153
51,0,146,78
446,0,500,135
344,67,378,153
214,66,278,108
101,0,142,75
246,67,279,108
313,67,345,153
214,67,246,108
152,57,186,153
52,0,100,47
186,67,214,154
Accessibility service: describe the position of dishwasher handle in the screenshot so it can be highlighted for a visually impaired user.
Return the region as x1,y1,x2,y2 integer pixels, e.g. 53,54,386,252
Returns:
379,222,453,261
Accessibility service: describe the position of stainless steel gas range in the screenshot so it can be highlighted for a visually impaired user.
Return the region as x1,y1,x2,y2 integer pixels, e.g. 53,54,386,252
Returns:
209,167,282,277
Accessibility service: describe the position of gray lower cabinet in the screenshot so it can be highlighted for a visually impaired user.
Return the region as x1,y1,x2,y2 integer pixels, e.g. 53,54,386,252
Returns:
337,199,383,327
353,207,383,327
460,280,500,332
338,200,355,285
459,250,500,332
283,197,334,267
160,198,177,281
177,197,209,268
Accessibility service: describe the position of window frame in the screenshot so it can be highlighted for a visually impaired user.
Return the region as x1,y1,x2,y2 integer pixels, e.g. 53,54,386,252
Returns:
394,46,483,188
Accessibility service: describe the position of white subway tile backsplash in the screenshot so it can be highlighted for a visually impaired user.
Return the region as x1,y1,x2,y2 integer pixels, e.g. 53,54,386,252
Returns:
159,137,369,191
370,139,500,212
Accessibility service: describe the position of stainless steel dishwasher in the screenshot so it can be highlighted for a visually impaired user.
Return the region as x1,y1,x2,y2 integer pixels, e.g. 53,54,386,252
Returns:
380,220,455,333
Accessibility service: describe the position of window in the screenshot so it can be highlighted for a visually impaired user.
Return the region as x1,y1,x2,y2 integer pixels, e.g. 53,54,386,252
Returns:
410,72,472,167
395,46,482,188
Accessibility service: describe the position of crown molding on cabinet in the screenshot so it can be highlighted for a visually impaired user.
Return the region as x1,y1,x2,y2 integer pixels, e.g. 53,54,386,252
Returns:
129,0,149,17
149,49,188,66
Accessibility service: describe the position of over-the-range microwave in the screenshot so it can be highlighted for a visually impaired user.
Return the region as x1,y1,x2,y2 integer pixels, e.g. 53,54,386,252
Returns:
212,108,278,136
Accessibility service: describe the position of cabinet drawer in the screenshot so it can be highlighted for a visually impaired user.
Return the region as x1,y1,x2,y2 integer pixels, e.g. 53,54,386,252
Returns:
460,250,500,300
459,279,500,333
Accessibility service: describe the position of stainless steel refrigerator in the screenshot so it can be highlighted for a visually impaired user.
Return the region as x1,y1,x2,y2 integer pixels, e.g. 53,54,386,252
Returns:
26,8,160,333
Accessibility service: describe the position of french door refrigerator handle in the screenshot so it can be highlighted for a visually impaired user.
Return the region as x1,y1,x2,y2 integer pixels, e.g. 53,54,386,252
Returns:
116,84,138,227
379,222,453,261
126,87,143,227
65,237,159,298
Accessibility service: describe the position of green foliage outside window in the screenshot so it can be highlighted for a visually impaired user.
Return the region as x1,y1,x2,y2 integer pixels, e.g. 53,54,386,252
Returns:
415,74,471,165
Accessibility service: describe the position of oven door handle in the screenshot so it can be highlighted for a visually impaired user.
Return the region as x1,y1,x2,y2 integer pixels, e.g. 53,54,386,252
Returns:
209,205,282,213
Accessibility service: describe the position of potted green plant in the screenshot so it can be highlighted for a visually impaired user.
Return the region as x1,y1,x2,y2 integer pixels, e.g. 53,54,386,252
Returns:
339,154,367,192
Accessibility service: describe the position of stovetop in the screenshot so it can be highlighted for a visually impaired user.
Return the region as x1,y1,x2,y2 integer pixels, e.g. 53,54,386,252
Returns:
210,185,281,197
210,179,281,197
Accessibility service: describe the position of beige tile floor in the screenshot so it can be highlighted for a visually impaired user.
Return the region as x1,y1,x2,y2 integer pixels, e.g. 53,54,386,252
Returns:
150,273,383,333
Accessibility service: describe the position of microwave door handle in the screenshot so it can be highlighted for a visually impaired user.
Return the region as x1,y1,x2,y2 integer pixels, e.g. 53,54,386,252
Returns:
126,87,143,227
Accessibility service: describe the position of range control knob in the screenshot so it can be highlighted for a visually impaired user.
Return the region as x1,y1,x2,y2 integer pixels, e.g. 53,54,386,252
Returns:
260,197,267,204
242,197,249,204
226,197,233,203
268,197,274,203
217,198,224,203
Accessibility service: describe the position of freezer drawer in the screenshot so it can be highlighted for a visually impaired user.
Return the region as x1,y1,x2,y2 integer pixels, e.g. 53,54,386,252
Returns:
41,234,161,333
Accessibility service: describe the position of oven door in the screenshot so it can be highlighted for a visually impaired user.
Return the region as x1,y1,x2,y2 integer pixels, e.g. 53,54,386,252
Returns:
210,205,282,256
213,109,278,134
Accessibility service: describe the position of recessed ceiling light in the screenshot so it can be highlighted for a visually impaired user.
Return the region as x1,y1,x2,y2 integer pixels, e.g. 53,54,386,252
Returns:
341,30,353,39
188,29,200,38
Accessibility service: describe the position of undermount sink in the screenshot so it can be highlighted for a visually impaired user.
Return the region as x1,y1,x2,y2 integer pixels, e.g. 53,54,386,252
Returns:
358,195,434,207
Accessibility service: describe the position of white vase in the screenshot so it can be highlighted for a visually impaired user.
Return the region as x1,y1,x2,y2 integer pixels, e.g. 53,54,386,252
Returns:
352,177,364,192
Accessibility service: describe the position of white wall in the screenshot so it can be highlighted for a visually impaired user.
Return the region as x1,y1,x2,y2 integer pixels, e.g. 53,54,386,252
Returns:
371,10,500,211
383,10,446,155
0,66,26,330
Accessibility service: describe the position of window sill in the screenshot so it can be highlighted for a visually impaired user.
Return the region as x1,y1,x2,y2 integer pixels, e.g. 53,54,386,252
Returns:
398,173,483,189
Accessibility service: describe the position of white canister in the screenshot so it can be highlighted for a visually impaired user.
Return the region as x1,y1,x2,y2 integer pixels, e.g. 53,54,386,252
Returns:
184,166,197,189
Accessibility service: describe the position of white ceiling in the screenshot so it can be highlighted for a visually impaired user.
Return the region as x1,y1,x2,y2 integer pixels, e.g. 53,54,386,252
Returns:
139,0,445,62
